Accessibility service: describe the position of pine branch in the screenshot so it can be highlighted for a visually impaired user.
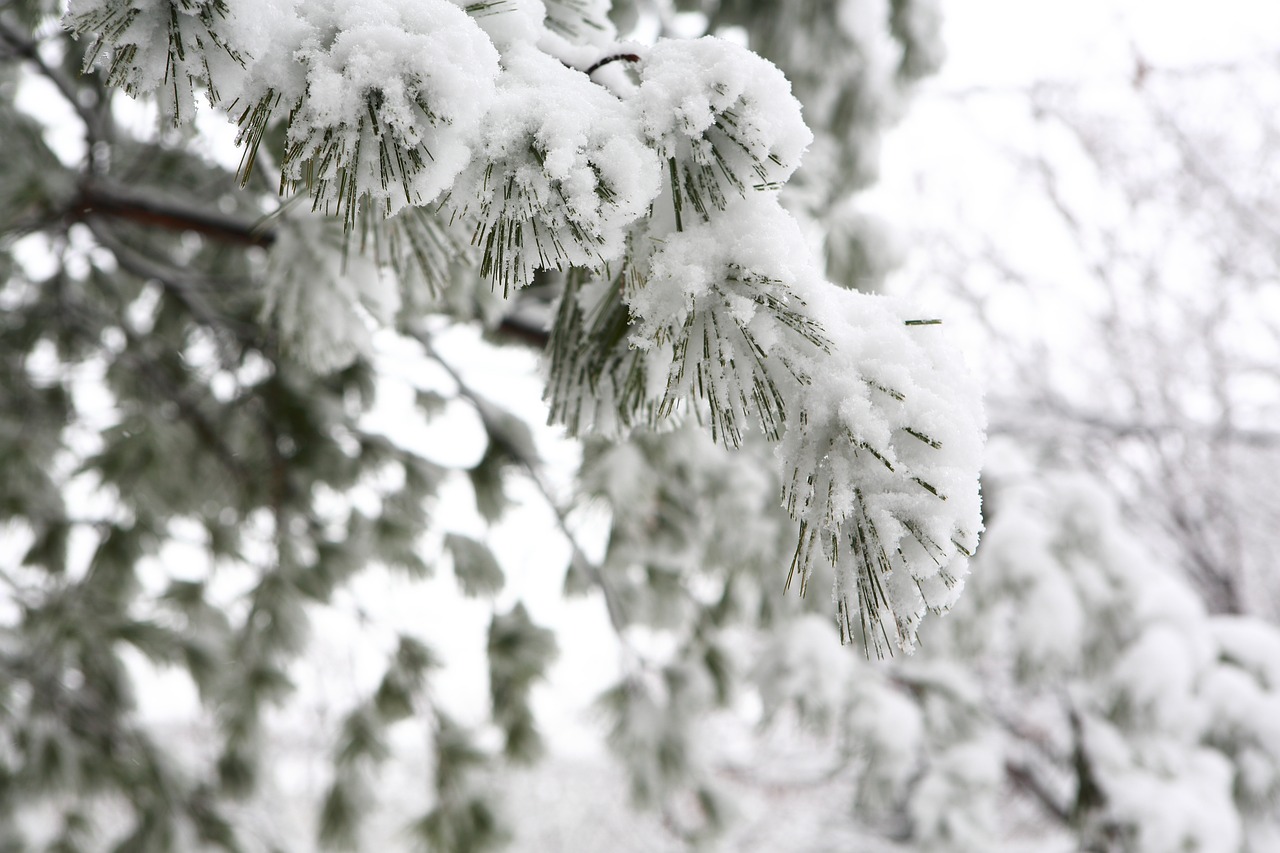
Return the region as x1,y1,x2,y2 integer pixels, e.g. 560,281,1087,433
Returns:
80,180,548,351
80,260,255,492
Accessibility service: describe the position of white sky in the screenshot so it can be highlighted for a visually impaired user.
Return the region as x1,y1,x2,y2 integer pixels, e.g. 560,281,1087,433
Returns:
939,0,1280,88
866,0,1280,394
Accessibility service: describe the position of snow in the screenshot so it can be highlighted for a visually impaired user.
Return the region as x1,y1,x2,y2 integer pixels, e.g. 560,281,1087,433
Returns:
1108,624,1206,737
637,37,812,196
920,443,1280,849
67,0,236,123
1211,617,1280,689
753,614,853,730
908,735,1003,850
281,0,500,219
1011,568,1084,675
1099,745,1242,853
781,285,985,649
453,43,661,293
219,0,310,100
634,194,818,329
626,192,826,429
541,0,617,49
38,0,1280,848
847,674,925,798
611,181,983,652
67,0,986,658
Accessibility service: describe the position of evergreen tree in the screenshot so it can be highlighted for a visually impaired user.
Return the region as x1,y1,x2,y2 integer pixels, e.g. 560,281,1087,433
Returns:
0,0,981,849
774,443,1280,852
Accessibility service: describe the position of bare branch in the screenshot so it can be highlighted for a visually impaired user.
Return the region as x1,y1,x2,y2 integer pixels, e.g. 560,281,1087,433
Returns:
585,52,641,76
1005,760,1070,825
77,183,277,248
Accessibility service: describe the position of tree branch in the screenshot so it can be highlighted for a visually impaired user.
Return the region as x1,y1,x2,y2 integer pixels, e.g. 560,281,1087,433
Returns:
1068,707,1106,824
991,402,1280,448
0,15,108,145
77,183,277,247
414,329,637,654
585,52,641,76
82,216,259,355
492,313,550,348
1005,760,1071,825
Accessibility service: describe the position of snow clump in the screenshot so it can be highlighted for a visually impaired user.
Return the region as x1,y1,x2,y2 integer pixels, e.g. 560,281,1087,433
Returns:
637,37,813,210
627,194,830,445
280,0,501,227
66,0,247,124
454,44,662,294
779,286,985,652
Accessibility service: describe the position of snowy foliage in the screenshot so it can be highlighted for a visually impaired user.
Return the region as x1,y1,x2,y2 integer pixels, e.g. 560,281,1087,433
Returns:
6,0,1280,850
63,0,983,652
636,37,811,208
875,448,1280,851
262,215,396,371
277,0,501,226
454,43,659,294
644,442,1280,852
779,288,982,652
67,0,245,121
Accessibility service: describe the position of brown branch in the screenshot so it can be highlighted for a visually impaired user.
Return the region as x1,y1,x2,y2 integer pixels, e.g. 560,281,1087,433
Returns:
77,183,276,248
82,181,555,360
585,52,641,76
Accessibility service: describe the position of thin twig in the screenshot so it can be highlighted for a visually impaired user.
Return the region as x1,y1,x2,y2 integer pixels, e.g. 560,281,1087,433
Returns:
1005,760,1070,824
415,329,636,649
83,216,259,359
585,52,641,76
0,15,107,144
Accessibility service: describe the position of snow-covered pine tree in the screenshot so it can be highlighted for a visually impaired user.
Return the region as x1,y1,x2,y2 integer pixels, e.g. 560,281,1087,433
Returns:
0,0,980,848
804,445,1280,852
